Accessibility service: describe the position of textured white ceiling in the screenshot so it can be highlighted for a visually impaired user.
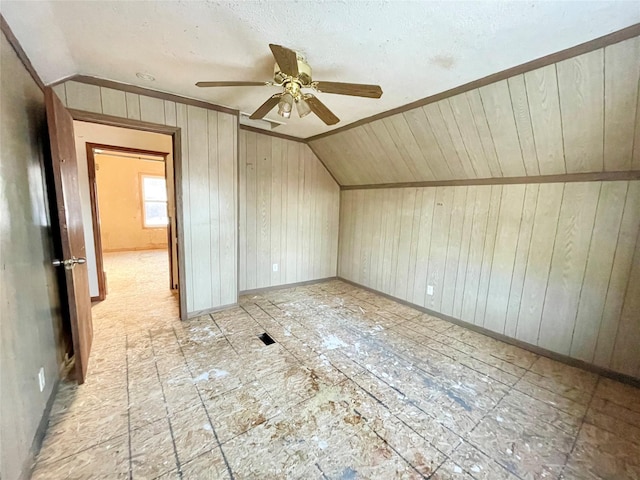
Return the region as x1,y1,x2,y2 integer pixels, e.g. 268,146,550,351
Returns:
2,1,639,138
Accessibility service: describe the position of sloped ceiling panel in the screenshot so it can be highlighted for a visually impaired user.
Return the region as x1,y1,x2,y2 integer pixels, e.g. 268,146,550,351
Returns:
309,36,640,186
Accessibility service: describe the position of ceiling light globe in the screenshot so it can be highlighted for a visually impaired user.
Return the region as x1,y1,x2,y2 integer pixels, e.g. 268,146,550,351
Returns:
296,97,312,118
277,93,294,118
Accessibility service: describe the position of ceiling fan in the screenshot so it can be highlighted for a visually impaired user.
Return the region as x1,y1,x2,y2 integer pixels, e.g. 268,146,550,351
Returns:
196,44,383,126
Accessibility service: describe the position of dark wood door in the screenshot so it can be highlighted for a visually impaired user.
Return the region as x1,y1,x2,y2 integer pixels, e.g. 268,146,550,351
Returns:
45,87,93,384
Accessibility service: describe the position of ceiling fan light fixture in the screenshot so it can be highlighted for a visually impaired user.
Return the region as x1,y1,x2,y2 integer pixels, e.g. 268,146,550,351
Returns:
277,93,294,118
296,96,312,118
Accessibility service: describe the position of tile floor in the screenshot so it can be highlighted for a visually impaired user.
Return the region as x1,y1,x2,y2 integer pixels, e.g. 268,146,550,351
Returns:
32,250,640,479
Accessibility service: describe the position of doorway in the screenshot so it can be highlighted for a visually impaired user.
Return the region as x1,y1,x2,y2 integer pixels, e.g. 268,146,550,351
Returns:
88,143,177,301
72,120,182,317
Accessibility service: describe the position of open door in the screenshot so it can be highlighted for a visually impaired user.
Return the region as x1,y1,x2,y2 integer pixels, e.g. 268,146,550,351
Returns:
45,88,93,384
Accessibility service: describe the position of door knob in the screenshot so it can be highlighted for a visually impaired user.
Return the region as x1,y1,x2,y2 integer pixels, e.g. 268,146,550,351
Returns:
52,257,87,270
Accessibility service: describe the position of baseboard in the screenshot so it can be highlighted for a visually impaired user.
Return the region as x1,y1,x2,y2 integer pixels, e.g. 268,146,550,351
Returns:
337,277,640,388
239,276,338,297
20,378,60,480
187,302,238,319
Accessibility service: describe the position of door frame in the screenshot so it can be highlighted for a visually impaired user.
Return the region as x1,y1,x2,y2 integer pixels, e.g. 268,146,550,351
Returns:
86,143,171,301
70,109,188,321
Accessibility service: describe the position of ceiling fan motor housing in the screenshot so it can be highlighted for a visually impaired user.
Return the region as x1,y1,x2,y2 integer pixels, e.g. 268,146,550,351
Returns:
273,54,312,86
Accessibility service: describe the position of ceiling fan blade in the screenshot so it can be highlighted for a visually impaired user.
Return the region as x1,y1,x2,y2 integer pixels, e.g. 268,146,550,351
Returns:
314,81,383,98
269,44,299,77
196,81,269,87
249,94,281,120
305,95,340,125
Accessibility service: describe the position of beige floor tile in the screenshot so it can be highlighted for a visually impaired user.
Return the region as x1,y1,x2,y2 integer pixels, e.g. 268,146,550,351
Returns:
37,407,128,465
32,434,129,480
450,442,520,480
593,377,640,414
130,418,177,480
563,423,640,480
203,381,279,443
430,460,475,479
467,400,575,479
170,403,218,465
179,448,231,479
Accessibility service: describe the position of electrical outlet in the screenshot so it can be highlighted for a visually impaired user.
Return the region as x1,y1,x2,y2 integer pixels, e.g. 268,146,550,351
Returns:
427,285,434,296
273,263,278,272
38,367,45,392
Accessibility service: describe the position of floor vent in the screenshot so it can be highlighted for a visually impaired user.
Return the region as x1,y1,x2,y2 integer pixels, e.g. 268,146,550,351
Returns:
258,333,276,345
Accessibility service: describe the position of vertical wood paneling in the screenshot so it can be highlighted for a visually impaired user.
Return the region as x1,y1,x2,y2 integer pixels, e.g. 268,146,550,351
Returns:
256,134,271,288
207,110,221,307
394,189,416,300
100,87,127,118
285,141,300,283
441,186,467,315
478,81,527,176
239,130,247,291
412,188,436,305
425,187,454,310
604,37,640,171
610,232,640,377
593,182,640,367
309,38,639,185
175,103,193,310
557,50,605,173
460,186,491,324
59,80,238,315
524,65,565,175
125,92,141,120
503,184,538,337
448,96,493,178
508,76,540,175
516,183,564,344
187,106,212,311
238,131,340,290
483,184,526,333
423,105,467,178
65,81,102,112
404,107,454,180
570,182,627,361
474,185,502,325
439,102,478,177
466,91,503,177
270,138,282,286
537,182,600,354
245,132,257,289
452,186,477,318
140,96,166,124
339,180,640,378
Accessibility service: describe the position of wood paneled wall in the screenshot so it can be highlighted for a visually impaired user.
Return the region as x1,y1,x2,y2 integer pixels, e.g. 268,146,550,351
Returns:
54,80,238,315
339,181,640,378
239,130,340,291
310,36,640,185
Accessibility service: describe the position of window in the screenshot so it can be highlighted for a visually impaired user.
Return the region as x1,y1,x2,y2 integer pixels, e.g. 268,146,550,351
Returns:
141,175,168,227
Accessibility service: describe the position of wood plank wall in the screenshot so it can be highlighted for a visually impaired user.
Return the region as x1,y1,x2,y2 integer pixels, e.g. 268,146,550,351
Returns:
239,130,340,291
339,181,640,379
310,36,640,185
54,80,238,315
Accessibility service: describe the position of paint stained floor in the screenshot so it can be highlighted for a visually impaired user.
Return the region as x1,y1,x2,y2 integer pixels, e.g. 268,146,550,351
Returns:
32,250,640,479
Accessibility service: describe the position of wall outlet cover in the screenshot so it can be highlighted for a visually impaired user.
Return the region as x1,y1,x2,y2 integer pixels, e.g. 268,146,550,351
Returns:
427,285,434,296
273,263,278,272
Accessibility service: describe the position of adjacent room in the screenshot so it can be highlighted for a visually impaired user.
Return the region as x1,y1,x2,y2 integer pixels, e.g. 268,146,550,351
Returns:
1,2,639,480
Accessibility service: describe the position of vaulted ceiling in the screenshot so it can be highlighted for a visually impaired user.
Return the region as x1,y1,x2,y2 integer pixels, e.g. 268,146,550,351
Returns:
309,36,640,185
1,1,638,138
